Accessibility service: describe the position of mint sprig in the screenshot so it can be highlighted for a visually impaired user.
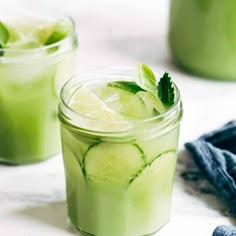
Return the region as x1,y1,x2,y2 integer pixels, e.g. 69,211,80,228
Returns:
158,72,175,106
107,63,175,109
135,63,175,107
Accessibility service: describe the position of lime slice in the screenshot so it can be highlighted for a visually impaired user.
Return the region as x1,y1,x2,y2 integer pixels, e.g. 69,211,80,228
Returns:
84,143,146,185
129,150,176,184
37,22,57,45
44,19,72,45
69,87,132,131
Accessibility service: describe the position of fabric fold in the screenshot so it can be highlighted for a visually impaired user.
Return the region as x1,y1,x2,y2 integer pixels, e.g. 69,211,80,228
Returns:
185,121,236,236
213,225,236,236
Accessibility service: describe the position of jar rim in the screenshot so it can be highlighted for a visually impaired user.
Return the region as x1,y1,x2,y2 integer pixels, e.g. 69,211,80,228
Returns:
59,67,183,136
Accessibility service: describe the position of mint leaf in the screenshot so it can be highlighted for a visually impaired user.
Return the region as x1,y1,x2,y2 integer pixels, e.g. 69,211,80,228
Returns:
158,72,175,106
107,81,145,94
0,21,9,54
44,19,72,45
135,63,157,94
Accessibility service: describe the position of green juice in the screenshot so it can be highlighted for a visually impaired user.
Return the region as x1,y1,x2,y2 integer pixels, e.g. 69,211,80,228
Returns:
169,0,236,80
0,12,77,164
61,125,179,236
59,66,183,236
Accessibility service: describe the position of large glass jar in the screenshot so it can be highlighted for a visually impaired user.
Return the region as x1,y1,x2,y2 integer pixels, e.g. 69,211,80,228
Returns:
59,68,183,236
169,0,236,80
0,10,78,164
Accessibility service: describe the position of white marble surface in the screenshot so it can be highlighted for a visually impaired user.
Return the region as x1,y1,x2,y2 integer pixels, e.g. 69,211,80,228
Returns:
0,0,236,235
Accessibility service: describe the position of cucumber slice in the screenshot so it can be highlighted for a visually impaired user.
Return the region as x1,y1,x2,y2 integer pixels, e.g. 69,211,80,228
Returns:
105,84,165,119
136,127,179,163
111,87,137,112
120,91,147,119
106,82,143,112
61,126,91,174
135,63,157,94
62,140,84,178
129,149,176,184
139,91,166,113
121,91,166,119
84,143,146,186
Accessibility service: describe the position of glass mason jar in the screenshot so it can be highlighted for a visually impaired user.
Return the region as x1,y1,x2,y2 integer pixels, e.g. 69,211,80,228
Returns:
0,10,78,164
58,68,183,236
169,0,236,80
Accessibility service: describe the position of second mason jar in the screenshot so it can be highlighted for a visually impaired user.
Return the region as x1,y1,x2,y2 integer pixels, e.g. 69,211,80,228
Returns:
169,0,236,80
59,68,183,236
0,10,78,164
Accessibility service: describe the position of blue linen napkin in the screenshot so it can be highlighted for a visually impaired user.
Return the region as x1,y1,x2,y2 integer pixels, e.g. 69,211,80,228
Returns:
185,121,236,236
213,225,236,236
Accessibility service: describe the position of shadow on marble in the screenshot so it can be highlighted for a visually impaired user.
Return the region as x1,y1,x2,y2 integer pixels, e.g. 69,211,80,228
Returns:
16,201,79,235
177,149,236,224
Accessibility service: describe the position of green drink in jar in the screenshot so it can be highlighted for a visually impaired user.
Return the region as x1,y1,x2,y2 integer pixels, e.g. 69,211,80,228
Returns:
59,64,183,236
0,10,78,164
169,0,236,80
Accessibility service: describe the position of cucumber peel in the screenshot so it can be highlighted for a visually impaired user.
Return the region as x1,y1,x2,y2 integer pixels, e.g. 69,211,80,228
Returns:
129,149,176,184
